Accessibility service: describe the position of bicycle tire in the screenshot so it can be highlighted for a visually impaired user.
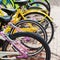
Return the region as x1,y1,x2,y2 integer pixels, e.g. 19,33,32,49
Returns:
10,20,48,52
29,2,50,15
45,0,51,14
2,32,51,60
23,11,54,44
28,6,48,15
10,20,47,42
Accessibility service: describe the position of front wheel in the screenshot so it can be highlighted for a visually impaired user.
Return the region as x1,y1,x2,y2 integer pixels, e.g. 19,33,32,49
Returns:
2,32,51,60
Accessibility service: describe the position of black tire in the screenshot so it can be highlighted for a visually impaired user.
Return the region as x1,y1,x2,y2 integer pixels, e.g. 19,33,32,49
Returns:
2,32,51,60
29,2,50,15
23,12,54,44
10,20,48,51
28,6,48,15
10,20,47,42
45,0,51,14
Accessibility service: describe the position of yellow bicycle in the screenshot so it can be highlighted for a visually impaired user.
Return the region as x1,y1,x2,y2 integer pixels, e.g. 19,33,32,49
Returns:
1,1,54,43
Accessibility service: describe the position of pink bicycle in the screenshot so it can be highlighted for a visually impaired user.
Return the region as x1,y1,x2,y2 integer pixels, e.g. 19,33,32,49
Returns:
0,18,50,60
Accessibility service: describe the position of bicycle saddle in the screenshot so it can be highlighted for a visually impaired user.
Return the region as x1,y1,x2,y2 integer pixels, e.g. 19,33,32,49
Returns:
1,8,16,15
0,16,12,24
14,0,28,5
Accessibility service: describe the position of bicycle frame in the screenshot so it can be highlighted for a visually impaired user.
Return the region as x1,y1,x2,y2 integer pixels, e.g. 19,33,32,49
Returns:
4,6,52,34
11,3,52,22
11,8,52,23
0,23,30,59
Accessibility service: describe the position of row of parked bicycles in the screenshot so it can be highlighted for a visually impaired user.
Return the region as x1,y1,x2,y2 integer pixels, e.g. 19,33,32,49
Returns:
0,0,54,60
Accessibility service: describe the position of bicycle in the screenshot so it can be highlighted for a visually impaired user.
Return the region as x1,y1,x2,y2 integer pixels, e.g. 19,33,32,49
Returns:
0,18,51,60
0,1,48,43
1,0,54,44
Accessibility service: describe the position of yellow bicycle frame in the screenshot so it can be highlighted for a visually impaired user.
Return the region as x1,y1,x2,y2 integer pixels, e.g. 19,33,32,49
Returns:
4,8,53,34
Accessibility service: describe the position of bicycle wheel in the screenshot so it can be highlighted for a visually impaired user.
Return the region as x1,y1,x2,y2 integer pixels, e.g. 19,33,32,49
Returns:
23,11,54,44
10,20,47,42
29,2,50,15
2,32,51,60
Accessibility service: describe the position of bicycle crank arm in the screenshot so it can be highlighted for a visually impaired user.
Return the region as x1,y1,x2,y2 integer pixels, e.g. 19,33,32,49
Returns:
0,51,20,58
